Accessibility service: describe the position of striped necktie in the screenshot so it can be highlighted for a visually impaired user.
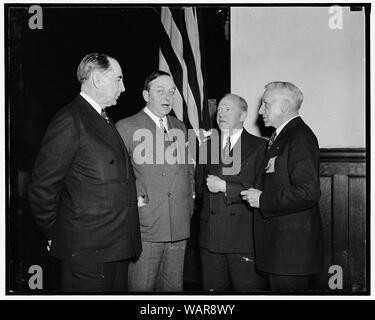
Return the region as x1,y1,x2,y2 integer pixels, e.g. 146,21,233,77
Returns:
159,118,167,133
101,109,109,123
267,131,277,150
223,136,231,160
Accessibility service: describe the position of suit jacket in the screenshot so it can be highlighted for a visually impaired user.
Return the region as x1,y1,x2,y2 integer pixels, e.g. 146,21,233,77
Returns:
115,110,195,242
196,130,267,253
28,95,142,264
254,116,324,275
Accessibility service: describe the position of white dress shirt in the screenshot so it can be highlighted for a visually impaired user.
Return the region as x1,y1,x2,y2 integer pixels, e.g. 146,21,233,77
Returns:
144,107,168,131
80,91,103,114
221,128,243,150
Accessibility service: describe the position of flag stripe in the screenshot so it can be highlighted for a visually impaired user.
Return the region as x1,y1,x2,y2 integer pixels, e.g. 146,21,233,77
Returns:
195,9,211,130
159,6,209,132
159,22,191,127
162,8,200,130
170,9,202,123
185,8,205,117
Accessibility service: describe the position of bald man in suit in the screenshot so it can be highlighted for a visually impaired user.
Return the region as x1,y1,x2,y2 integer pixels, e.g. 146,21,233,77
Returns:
196,94,267,292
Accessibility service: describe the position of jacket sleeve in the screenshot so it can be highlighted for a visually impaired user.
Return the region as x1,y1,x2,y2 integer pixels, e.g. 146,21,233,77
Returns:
28,110,79,240
225,141,267,205
259,132,321,218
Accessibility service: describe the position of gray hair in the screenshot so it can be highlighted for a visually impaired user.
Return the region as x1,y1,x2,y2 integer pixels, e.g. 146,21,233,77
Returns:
265,81,304,109
77,53,113,84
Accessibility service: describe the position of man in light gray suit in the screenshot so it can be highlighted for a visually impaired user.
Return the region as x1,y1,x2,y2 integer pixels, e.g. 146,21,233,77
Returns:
116,70,195,292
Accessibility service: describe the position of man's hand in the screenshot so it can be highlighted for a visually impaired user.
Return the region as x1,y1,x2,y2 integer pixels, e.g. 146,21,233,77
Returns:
240,188,262,208
206,175,226,193
137,195,148,208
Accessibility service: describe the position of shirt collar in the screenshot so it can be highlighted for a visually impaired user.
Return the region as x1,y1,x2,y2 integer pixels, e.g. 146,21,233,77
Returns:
276,115,300,137
80,91,103,114
222,128,243,149
144,107,168,130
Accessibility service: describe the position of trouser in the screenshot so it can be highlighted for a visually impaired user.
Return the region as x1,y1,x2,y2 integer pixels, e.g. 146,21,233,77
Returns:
268,274,312,292
200,248,267,292
60,259,129,293
128,240,187,292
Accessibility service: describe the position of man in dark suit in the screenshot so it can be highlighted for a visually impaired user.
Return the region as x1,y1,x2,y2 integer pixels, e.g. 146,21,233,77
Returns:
116,71,195,292
196,94,267,292
241,81,324,292
28,53,142,292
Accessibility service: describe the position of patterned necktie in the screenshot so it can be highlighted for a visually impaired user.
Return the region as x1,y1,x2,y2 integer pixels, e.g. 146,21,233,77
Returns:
268,131,277,150
101,109,109,123
159,118,167,133
223,136,231,161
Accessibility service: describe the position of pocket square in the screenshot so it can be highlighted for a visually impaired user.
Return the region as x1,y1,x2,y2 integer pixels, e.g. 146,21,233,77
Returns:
265,156,277,173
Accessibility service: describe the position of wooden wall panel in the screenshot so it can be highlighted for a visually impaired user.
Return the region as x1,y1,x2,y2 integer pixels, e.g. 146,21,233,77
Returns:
348,177,366,292
184,148,367,293
320,176,332,265
316,176,332,288
332,174,350,289
318,148,367,292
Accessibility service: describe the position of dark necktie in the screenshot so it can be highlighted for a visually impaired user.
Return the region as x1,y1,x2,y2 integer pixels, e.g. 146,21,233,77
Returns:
268,131,277,150
159,118,167,133
223,136,231,161
101,109,109,123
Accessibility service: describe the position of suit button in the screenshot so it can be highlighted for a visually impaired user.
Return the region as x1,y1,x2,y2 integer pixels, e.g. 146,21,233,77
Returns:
162,172,166,176
211,211,215,215
168,192,172,197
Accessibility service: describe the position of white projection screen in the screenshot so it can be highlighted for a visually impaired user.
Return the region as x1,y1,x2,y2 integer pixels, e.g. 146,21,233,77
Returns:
231,6,365,148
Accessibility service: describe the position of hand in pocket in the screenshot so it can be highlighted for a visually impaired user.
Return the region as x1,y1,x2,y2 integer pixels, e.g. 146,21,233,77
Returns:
137,194,149,207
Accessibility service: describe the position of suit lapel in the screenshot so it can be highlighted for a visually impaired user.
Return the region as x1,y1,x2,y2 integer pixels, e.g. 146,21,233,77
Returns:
75,95,125,158
140,112,184,175
238,131,254,167
139,111,172,175
205,136,220,176
141,110,159,136
255,116,303,186
165,116,181,172
267,116,303,153
219,130,252,175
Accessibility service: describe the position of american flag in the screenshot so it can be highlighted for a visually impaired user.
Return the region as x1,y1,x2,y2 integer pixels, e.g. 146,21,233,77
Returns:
159,7,211,136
